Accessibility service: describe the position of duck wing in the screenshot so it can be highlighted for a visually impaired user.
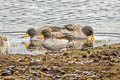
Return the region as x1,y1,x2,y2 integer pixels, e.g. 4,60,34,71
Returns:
64,24,83,31
51,32,73,42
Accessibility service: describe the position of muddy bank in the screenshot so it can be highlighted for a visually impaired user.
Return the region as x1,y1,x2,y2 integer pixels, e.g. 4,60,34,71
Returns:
0,44,120,80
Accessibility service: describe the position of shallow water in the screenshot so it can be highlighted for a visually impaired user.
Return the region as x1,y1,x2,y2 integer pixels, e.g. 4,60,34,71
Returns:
0,0,120,54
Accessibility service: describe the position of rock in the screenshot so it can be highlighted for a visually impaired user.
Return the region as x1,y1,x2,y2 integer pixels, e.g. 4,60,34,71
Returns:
82,55,87,58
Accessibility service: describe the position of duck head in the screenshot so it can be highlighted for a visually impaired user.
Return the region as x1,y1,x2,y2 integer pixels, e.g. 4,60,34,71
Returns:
23,28,37,38
82,26,94,43
40,29,52,39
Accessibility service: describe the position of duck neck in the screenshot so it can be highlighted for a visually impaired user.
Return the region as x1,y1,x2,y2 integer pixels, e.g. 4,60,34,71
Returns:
44,33,52,39
29,32,37,38
44,35,52,39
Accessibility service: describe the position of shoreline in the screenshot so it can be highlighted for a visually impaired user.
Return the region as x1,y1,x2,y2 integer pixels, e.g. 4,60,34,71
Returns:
0,43,120,79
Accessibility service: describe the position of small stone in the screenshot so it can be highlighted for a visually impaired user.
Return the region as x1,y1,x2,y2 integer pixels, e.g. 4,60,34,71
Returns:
42,57,47,61
63,53,68,56
102,56,110,60
55,75,61,78
61,70,65,74
42,67,49,71
107,62,113,66
94,59,100,62
0,70,13,76
82,55,87,58
74,70,80,73
89,54,96,58
110,52,117,56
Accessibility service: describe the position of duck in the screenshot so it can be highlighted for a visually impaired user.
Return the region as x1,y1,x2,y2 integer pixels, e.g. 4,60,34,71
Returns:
40,29,72,53
0,34,8,53
62,24,94,43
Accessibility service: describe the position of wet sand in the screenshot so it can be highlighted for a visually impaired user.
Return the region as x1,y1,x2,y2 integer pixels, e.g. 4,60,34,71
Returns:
0,43,120,80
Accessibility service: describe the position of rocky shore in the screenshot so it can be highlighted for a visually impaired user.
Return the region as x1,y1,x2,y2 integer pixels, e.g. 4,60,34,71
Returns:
0,43,120,80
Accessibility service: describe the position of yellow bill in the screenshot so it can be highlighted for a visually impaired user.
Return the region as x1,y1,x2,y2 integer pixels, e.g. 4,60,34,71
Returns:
90,35,94,43
24,33,29,37
22,42,29,48
23,43,29,48
40,34,44,38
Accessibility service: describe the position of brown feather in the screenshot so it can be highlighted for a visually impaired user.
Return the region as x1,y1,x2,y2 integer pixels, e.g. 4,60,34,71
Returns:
0,34,7,41
37,26,62,35
51,32,73,41
64,24,83,31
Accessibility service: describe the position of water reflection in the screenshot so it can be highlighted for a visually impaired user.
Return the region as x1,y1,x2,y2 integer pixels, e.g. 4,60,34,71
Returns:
68,38,92,50
22,38,93,54
22,41,46,52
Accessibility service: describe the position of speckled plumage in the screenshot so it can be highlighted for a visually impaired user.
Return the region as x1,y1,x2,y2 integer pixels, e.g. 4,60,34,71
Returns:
0,34,8,53
62,24,94,39
40,29,71,52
